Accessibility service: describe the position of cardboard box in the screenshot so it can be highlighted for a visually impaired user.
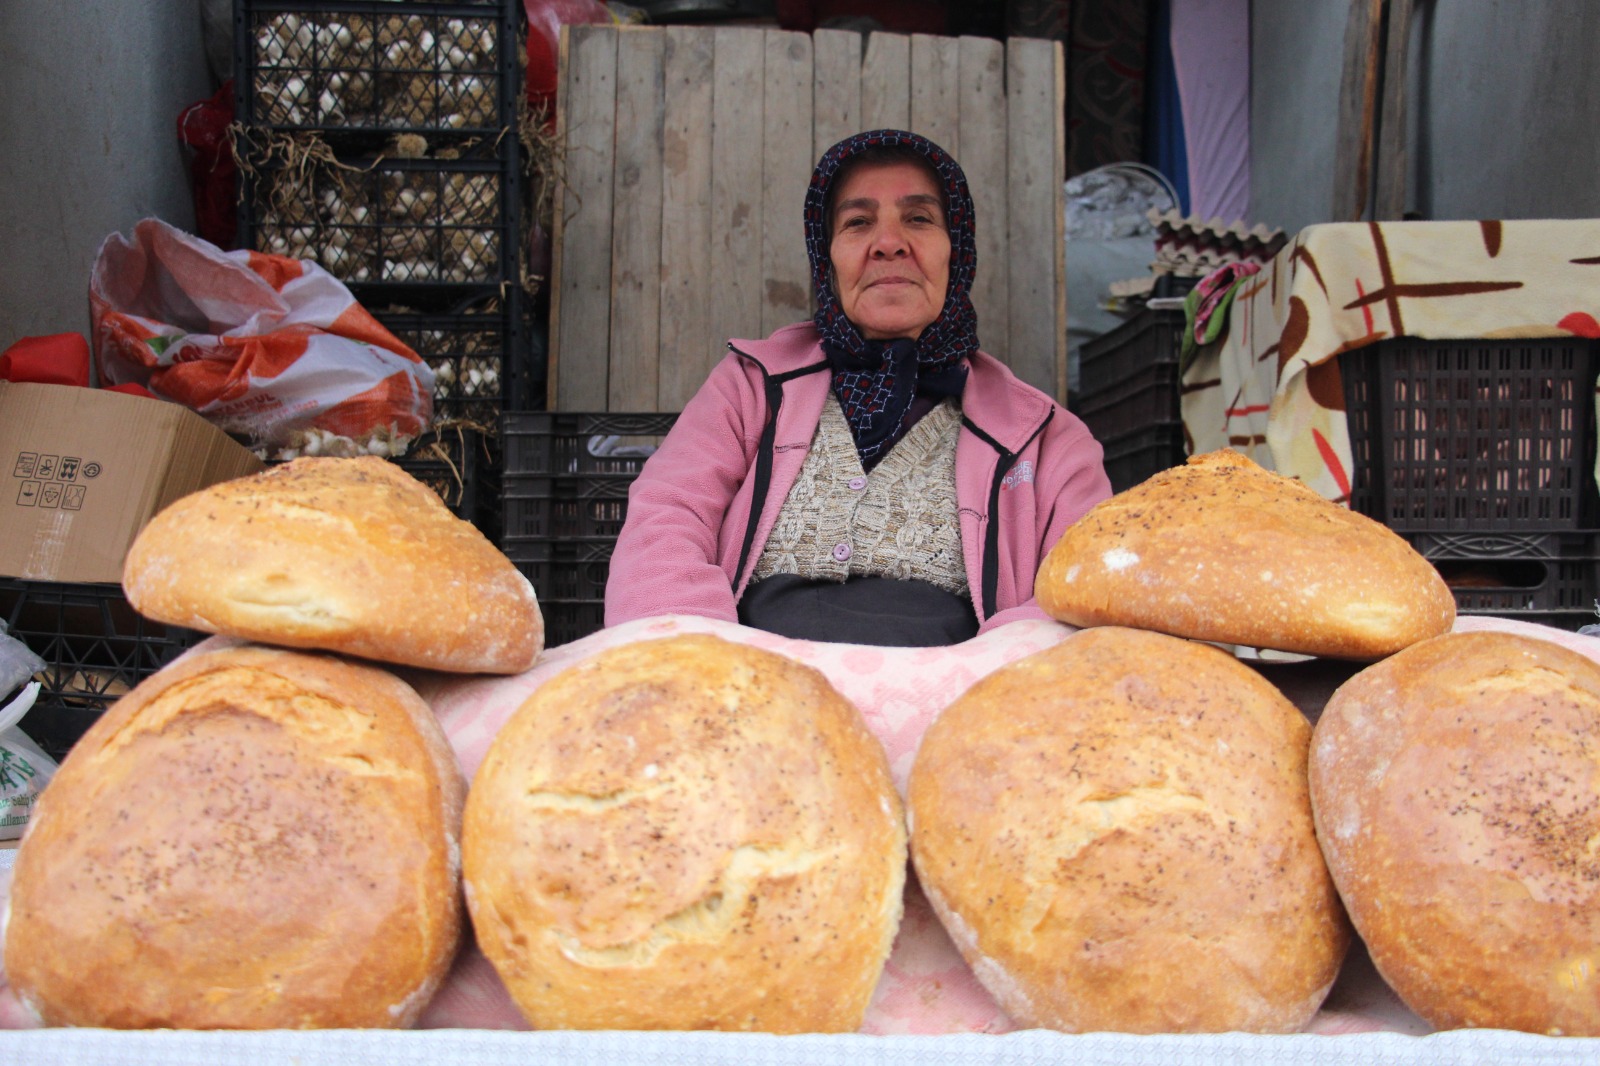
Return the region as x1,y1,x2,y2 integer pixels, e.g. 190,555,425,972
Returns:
0,383,264,583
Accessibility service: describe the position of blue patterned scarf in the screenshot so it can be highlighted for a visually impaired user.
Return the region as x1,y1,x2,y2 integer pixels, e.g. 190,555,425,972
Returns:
804,130,979,465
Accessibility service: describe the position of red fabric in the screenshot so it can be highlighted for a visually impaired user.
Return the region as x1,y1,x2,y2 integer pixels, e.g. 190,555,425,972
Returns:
176,81,239,250
777,0,950,33
0,334,91,387
0,333,155,399
523,1,611,124
105,383,158,399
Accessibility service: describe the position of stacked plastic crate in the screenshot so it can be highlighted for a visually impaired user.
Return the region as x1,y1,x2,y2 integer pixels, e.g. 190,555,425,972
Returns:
1073,308,1190,492
499,413,678,646
234,0,525,530
1344,336,1600,629
0,581,204,761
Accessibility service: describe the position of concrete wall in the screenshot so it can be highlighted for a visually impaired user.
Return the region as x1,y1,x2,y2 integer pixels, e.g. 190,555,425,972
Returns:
1251,0,1600,234
0,0,213,351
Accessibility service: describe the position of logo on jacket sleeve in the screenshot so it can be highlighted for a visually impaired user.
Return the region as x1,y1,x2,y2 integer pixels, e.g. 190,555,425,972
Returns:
1002,459,1035,489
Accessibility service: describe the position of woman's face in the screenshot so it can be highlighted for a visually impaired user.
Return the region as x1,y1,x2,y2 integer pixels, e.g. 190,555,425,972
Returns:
828,160,951,341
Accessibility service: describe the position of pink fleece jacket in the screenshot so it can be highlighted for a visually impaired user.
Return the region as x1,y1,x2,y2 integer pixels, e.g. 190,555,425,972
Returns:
604,323,1112,635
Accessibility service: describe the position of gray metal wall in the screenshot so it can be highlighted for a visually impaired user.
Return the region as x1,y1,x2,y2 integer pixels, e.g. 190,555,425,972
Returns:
1251,0,1600,233
0,0,213,351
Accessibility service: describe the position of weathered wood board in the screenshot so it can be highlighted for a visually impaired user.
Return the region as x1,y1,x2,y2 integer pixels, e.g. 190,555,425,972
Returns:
550,26,1066,411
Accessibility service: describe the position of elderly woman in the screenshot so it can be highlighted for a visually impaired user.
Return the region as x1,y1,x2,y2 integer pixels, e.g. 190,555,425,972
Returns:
604,130,1112,646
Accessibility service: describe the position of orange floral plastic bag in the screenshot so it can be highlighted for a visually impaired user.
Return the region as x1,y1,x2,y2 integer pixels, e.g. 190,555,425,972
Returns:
90,218,434,458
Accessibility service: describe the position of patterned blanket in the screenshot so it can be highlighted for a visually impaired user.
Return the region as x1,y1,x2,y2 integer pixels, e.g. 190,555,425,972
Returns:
1180,220,1600,501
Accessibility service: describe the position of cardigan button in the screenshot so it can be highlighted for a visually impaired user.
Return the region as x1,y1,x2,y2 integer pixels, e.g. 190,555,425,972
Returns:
832,542,853,563
847,476,867,491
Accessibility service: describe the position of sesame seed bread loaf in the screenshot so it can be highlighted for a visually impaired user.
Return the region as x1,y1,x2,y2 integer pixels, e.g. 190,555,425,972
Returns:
1310,630,1600,1035
908,626,1350,1033
2,644,466,1029
1034,450,1455,660
462,633,906,1032
122,456,542,673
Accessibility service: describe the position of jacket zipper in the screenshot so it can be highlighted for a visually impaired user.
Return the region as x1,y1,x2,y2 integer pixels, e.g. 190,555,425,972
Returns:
962,407,1054,619
728,344,830,592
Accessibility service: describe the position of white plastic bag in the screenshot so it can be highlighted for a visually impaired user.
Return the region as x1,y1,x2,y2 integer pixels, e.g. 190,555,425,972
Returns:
0,681,56,841
0,627,57,840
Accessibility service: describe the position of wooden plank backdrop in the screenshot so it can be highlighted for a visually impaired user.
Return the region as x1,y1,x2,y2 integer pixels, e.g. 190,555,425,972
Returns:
550,25,1067,412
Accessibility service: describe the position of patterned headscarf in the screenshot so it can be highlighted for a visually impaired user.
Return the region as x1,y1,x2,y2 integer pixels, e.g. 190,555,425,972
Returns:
804,130,979,465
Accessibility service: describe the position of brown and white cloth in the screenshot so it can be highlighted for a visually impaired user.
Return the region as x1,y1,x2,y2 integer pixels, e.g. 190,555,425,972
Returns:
1181,220,1600,501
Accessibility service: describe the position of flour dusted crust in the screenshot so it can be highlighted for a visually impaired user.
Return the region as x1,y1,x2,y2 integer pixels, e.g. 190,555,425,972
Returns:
1310,631,1600,1035
122,456,542,673
908,626,1349,1033
1034,449,1455,659
2,644,466,1029
462,633,906,1032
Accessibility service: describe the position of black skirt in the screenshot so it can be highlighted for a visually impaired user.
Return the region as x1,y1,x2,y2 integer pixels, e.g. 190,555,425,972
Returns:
737,573,979,647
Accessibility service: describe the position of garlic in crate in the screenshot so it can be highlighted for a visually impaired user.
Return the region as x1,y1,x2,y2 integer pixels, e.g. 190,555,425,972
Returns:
443,228,496,283
461,358,501,397
440,17,496,65
383,259,441,283
258,13,311,65
316,89,344,124
440,74,494,129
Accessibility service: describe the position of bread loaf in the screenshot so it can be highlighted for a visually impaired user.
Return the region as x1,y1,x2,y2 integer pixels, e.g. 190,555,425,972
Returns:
462,633,906,1032
2,644,466,1028
1310,630,1600,1035
122,456,542,673
1034,449,1455,659
908,625,1349,1033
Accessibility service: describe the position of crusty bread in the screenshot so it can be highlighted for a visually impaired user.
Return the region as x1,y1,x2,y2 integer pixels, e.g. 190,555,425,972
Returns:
122,456,542,674
2,644,466,1029
462,633,906,1032
908,626,1349,1033
1310,631,1600,1035
1034,449,1455,659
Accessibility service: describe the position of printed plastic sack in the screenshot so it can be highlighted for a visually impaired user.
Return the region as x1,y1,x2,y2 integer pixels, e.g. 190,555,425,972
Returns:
0,628,56,842
90,218,435,459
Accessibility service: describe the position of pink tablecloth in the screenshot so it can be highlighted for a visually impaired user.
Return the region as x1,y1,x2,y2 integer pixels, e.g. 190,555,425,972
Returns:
6,613,1597,1039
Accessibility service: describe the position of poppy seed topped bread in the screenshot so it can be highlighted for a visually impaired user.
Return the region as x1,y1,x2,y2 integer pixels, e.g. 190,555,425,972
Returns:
909,626,1349,1033
462,634,906,1032
122,456,542,673
1034,450,1454,659
3,644,466,1028
1310,630,1600,1035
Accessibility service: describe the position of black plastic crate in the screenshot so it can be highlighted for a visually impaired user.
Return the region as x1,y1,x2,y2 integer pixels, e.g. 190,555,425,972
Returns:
1403,529,1600,630
0,580,205,761
503,475,635,541
236,1,519,139
501,412,678,478
503,538,617,647
497,413,678,645
1098,422,1188,494
242,152,517,286
1077,308,1185,407
1077,359,1182,446
1344,336,1600,531
390,425,487,524
370,291,514,424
